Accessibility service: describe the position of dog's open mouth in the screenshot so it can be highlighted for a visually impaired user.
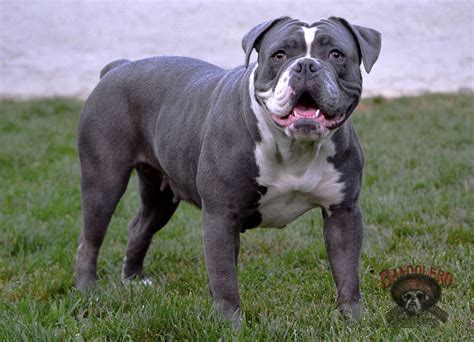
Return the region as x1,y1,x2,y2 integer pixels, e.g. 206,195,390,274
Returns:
271,92,345,130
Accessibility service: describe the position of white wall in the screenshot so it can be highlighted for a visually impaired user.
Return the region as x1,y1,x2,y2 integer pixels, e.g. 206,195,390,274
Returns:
1,0,473,99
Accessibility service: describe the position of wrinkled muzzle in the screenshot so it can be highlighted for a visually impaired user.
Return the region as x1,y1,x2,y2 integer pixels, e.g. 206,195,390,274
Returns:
256,58,355,140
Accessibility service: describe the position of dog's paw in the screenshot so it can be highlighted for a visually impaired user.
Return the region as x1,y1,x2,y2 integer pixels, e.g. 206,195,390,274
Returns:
339,301,365,322
75,273,98,293
122,275,154,287
138,276,154,286
230,310,243,331
214,302,243,331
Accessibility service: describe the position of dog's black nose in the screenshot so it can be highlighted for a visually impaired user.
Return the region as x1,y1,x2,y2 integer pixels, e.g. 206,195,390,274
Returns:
294,59,320,74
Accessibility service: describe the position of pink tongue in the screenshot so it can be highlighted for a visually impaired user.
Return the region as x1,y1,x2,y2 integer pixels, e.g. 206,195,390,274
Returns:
294,104,317,117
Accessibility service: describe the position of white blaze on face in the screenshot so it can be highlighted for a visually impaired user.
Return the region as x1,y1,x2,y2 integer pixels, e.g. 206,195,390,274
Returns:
302,26,318,57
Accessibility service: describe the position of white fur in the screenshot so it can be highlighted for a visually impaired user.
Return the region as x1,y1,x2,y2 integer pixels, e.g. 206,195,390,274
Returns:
249,66,345,227
302,27,318,57
256,59,298,117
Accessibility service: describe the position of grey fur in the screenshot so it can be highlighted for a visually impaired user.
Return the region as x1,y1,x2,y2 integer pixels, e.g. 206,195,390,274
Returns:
75,16,381,326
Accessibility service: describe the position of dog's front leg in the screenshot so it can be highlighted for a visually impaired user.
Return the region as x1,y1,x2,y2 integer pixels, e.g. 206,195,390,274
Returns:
202,209,242,327
323,204,364,320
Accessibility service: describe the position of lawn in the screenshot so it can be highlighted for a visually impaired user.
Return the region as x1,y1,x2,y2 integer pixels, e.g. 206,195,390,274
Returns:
0,93,473,340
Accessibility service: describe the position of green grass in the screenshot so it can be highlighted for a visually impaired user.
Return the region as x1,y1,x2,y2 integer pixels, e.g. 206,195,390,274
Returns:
0,93,473,340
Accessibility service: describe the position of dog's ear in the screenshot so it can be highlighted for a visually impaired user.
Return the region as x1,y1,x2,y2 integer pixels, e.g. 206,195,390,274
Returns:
242,17,292,67
329,17,382,73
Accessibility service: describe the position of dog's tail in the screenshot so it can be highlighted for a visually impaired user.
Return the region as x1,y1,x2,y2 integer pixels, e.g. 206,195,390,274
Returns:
100,59,130,79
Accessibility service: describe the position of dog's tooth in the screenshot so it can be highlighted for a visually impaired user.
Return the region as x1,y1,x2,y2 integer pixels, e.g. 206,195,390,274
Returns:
315,109,320,118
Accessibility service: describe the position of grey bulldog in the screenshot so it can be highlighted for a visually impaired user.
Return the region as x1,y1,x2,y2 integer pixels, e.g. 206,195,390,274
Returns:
75,16,381,325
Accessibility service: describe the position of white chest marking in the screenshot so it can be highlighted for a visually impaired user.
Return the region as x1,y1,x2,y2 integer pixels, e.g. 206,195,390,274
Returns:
248,66,345,228
302,27,318,57
255,139,345,227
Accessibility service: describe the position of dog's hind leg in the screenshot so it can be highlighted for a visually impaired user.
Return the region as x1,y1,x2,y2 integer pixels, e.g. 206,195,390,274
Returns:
122,169,179,280
75,155,132,292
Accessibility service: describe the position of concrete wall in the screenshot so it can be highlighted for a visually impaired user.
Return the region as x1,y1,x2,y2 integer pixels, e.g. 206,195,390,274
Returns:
1,0,473,99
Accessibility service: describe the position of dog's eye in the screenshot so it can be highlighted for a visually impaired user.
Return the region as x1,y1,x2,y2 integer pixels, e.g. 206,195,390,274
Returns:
272,51,287,63
329,49,345,62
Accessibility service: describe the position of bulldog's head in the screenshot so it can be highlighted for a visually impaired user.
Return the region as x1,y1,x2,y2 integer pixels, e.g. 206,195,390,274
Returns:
244,17,381,140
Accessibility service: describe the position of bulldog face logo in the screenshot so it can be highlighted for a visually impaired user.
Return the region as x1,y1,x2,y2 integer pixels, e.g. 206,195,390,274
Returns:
386,274,448,323
243,17,381,141
402,290,431,316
